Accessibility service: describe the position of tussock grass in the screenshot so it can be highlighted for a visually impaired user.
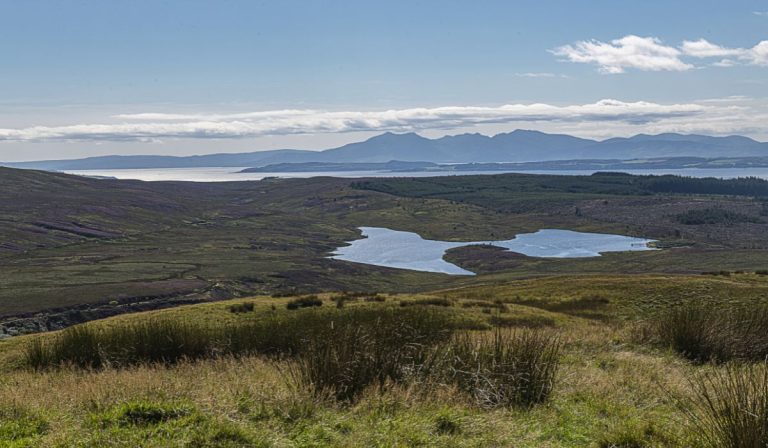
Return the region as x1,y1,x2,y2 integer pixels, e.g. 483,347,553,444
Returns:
400,297,453,307
657,303,768,362
488,315,556,328
679,363,768,448
3,287,707,446
25,306,455,380
286,295,323,310
444,329,561,408
27,319,217,369
24,305,565,408
288,307,454,401
461,300,509,312
228,302,255,314
26,325,102,369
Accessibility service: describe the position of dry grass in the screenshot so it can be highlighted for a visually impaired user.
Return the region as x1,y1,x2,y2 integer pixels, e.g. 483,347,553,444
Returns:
7,283,768,446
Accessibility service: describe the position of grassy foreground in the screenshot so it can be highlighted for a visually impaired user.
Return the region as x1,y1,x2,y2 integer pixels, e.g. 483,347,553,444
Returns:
5,274,768,447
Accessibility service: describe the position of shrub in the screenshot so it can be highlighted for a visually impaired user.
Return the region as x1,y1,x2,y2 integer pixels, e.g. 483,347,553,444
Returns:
286,295,323,310
678,363,768,448
445,329,561,408
228,302,255,314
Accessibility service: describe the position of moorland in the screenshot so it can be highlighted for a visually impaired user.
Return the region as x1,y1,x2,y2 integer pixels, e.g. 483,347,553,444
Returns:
4,167,768,446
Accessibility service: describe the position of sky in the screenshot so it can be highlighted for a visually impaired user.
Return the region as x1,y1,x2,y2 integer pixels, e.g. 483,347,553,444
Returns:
1,0,767,162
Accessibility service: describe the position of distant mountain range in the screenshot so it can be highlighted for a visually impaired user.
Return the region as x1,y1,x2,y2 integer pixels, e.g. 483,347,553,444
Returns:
4,130,768,171
241,157,768,174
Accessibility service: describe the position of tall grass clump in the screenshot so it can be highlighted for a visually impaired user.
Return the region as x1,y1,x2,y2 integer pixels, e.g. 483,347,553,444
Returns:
26,325,103,369
286,295,323,310
445,328,561,408
657,303,720,362
27,319,217,370
25,305,459,404
106,319,215,365
657,302,768,362
678,363,768,448
288,307,454,401
228,302,255,314
400,297,453,307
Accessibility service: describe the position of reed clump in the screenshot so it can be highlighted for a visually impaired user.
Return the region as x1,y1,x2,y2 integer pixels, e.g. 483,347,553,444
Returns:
657,302,768,362
678,362,768,448
443,329,562,408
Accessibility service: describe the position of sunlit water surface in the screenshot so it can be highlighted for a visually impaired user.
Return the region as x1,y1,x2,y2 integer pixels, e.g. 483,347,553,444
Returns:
330,227,657,275
61,166,768,182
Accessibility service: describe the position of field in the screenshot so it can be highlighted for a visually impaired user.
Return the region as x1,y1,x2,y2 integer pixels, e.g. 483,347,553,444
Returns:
3,273,768,446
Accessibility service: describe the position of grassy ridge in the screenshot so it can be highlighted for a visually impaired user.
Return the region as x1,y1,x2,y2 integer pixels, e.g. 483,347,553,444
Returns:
5,274,768,446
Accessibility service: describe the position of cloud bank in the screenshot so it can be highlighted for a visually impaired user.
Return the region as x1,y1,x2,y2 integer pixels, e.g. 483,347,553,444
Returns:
553,35,768,73
0,100,706,143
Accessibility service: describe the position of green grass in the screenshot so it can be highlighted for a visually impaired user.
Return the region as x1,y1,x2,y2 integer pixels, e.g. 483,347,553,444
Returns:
7,275,768,446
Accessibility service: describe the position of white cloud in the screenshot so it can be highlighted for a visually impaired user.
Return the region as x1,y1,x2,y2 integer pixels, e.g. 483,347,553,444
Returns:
680,39,744,58
755,11,768,16
554,36,768,72
751,41,768,65
510,98,768,140
551,35,692,74
681,38,768,66
0,100,707,142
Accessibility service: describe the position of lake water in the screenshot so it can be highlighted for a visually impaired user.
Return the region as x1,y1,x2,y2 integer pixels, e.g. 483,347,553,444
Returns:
62,166,768,182
330,227,657,275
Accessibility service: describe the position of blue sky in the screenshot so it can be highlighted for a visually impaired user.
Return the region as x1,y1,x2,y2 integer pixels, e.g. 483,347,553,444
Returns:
1,0,767,161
